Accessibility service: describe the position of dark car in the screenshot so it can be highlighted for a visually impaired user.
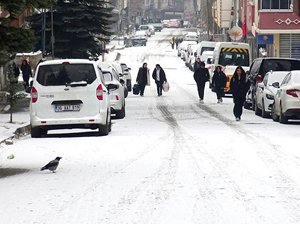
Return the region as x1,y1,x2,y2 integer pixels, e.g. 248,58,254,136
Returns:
244,57,300,110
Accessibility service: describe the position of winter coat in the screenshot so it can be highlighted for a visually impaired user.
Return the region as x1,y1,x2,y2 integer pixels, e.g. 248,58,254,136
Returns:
136,67,150,86
193,61,201,72
194,67,210,84
152,68,167,84
13,66,20,78
21,64,32,77
212,71,227,88
229,75,250,98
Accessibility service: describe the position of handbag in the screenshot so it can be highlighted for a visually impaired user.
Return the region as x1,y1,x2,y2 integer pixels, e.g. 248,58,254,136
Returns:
133,83,140,95
162,81,170,92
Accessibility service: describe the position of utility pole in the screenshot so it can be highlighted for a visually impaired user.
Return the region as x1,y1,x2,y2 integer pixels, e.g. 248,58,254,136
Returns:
51,5,55,60
207,0,209,39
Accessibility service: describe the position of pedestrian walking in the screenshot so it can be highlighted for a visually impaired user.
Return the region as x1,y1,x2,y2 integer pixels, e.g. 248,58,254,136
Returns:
212,66,227,103
136,62,150,97
12,62,20,83
229,66,250,121
20,59,32,90
170,37,175,49
175,37,179,49
194,61,210,103
193,57,201,72
152,64,167,96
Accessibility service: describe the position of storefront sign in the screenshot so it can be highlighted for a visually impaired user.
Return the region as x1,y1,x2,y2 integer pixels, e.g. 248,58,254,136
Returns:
257,35,274,44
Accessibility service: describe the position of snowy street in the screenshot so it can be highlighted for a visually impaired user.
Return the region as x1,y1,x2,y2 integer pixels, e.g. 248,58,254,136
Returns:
1,28,300,223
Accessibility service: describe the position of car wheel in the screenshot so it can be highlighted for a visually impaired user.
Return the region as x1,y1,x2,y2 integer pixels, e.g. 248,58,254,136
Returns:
31,125,42,138
127,80,132,92
244,101,251,109
271,104,279,122
261,100,269,118
98,113,109,136
124,85,128,98
115,105,125,119
255,101,262,116
279,104,288,124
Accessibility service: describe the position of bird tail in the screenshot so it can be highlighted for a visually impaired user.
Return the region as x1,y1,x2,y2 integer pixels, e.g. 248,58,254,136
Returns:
40,166,46,171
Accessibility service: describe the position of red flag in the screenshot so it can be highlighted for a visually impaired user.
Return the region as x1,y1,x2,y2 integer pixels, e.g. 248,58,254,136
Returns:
242,19,246,37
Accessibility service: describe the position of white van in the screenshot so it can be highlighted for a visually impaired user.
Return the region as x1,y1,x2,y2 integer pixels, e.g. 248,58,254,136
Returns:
196,41,217,58
210,42,251,93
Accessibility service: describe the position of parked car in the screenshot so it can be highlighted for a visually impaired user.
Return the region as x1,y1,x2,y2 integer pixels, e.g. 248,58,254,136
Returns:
245,57,300,110
139,25,151,37
255,71,288,118
148,18,163,32
183,21,191,28
30,59,116,137
162,19,169,28
177,40,197,60
119,62,132,91
109,61,129,98
184,32,199,42
271,70,300,123
167,19,180,28
186,44,200,70
132,31,147,46
98,62,125,119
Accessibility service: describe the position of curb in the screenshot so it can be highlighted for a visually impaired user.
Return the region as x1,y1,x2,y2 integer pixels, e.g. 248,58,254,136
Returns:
0,124,30,145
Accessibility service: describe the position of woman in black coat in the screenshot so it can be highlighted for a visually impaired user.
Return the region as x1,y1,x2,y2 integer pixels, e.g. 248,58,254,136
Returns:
152,64,167,96
229,66,250,121
194,62,210,103
20,59,32,90
212,66,227,103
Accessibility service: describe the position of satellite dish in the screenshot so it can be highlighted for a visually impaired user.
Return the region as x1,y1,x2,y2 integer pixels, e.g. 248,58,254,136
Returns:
229,26,243,41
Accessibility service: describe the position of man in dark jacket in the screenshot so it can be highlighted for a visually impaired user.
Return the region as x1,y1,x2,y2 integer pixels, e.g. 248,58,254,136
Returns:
20,59,32,90
194,62,210,103
152,64,167,96
193,57,201,72
136,62,150,96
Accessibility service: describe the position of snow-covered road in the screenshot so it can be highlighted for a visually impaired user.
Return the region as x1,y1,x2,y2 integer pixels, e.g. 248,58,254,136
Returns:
1,28,300,223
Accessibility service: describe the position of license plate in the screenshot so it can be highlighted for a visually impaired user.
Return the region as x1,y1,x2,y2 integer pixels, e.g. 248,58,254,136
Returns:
55,105,80,112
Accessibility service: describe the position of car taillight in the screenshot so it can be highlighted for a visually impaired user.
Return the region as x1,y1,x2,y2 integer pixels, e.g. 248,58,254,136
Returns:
257,75,263,83
207,66,211,70
31,87,38,103
116,95,119,100
96,84,103,100
286,89,300,98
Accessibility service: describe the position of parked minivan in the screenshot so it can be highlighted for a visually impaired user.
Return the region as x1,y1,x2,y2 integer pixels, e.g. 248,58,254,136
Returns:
30,59,116,137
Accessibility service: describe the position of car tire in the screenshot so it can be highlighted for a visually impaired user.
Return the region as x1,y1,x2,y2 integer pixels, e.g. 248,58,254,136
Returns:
31,125,42,138
271,104,279,122
124,86,128,98
115,105,125,119
244,101,251,109
127,80,132,92
279,104,288,124
261,100,269,118
255,101,262,116
98,113,110,136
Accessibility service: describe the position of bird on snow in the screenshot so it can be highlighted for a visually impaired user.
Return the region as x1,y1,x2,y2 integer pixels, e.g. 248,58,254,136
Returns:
41,157,62,173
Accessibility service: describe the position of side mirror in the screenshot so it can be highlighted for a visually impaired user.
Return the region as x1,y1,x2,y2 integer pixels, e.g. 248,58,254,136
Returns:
272,82,280,88
258,82,264,88
119,73,123,77
128,68,131,70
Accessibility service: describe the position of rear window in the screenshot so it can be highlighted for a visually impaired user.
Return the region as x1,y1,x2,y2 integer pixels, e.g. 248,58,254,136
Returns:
201,47,215,55
37,64,96,86
149,19,161,23
140,26,149,30
261,59,300,76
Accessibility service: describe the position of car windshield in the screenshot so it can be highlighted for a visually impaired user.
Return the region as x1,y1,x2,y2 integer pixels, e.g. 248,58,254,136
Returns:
102,72,113,82
218,48,250,66
200,47,215,55
261,59,300,75
37,64,96,86
149,19,161,23
140,26,149,30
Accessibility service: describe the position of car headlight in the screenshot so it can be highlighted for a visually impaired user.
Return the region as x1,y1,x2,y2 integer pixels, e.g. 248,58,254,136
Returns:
266,93,274,99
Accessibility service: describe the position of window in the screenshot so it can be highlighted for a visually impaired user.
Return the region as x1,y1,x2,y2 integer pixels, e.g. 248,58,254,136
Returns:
218,49,250,67
261,0,291,10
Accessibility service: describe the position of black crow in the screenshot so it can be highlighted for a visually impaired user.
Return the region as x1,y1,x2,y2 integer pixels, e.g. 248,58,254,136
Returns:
41,157,62,173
